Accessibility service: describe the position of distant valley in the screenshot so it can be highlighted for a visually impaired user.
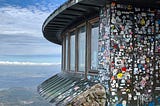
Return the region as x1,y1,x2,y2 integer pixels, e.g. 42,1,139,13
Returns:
0,87,52,106
0,64,60,106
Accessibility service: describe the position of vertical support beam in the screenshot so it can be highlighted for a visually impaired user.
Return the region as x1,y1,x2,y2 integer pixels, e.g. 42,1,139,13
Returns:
87,21,91,74
85,19,93,79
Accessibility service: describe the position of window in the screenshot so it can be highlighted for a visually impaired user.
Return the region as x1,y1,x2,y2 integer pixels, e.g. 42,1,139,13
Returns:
62,18,99,74
65,35,68,71
70,31,76,71
91,22,99,70
62,37,65,71
78,26,86,71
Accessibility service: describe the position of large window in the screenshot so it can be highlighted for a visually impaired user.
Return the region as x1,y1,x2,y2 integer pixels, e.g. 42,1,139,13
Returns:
63,18,99,74
91,22,99,70
70,31,76,71
78,26,86,71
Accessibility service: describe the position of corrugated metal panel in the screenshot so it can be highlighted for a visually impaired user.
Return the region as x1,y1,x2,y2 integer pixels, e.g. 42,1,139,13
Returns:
37,73,96,105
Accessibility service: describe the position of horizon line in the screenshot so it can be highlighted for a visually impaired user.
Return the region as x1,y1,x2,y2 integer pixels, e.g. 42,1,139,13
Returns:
0,61,61,66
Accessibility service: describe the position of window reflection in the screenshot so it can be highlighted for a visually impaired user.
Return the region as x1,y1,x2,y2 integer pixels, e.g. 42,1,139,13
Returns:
65,36,68,70
78,26,86,71
91,22,99,70
70,32,75,71
63,19,99,73
62,37,65,71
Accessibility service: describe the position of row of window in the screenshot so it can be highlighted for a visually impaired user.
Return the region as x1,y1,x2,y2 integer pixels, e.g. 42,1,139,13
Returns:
62,19,99,73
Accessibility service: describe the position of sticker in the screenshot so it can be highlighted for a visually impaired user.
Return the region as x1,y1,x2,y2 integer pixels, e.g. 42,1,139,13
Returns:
122,100,127,106
117,11,121,16
140,18,145,25
121,67,127,72
128,5,132,10
117,73,123,79
111,2,116,7
134,96,137,100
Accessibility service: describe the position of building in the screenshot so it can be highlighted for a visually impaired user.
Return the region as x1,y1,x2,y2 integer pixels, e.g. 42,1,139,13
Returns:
38,0,160,105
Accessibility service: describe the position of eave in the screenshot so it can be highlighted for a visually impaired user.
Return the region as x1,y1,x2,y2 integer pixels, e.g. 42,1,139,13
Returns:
42,0,160,45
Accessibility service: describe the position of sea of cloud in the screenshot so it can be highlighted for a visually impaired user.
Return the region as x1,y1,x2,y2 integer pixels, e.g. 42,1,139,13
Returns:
0,61,61,66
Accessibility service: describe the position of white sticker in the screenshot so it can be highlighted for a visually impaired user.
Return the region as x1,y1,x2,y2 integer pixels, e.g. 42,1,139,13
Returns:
136,92,140,95
122,92,126,94
112,92,116,95
134,96,137,100
142,12,146,16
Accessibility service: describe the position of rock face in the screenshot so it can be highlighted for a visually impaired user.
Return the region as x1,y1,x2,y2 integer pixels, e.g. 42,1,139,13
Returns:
67,84,106,106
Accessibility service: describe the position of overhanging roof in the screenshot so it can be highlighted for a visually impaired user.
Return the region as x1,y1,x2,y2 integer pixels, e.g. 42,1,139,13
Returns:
42,0,160,45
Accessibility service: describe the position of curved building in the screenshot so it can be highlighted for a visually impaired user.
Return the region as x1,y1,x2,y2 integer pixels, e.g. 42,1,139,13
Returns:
38,0,160,105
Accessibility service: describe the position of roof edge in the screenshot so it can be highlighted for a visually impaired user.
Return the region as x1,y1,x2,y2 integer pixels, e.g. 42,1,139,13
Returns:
42,0,83,32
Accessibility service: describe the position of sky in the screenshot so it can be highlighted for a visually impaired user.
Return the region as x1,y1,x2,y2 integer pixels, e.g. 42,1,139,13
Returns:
0,0,66,63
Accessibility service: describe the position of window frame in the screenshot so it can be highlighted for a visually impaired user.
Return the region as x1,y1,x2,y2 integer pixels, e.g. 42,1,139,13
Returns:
77,25,87,72
65,33,69,72
69,30,76,72
62,17,99,75
88,18,99,73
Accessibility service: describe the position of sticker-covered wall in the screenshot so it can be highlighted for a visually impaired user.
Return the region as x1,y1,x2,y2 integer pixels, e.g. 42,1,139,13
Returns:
133,7,155,105
110,2,134,105
98,2,160,106
155,9,160,105
98,5,111,92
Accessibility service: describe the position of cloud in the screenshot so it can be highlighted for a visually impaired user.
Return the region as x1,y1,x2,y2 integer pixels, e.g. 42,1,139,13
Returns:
0,61,61,66
0,1,67,56
0,0,67,37
0,6,50,37
0,34,62,55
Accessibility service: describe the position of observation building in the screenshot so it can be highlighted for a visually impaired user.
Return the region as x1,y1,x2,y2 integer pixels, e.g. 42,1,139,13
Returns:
38,0,160,105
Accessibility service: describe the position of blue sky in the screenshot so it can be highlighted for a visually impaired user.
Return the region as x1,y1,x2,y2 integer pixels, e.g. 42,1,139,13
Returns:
0,0,66,63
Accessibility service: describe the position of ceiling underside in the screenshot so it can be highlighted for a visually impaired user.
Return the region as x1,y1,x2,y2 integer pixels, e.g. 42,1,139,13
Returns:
43,0,160,45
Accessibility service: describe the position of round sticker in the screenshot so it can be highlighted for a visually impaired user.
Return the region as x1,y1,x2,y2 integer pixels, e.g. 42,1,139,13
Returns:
113,80,116,83
121,79,125,83
117,11,121,16
117,73,123,79
111,2,116,7
121,67,127,72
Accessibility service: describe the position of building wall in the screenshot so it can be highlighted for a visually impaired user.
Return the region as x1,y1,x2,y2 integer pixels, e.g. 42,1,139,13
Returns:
98,5,111,93
98,2,160,106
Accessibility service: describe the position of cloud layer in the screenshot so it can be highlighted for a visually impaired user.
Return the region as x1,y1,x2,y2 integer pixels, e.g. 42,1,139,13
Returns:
0,0,66,57
0,61,61,66
0,6,49,37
